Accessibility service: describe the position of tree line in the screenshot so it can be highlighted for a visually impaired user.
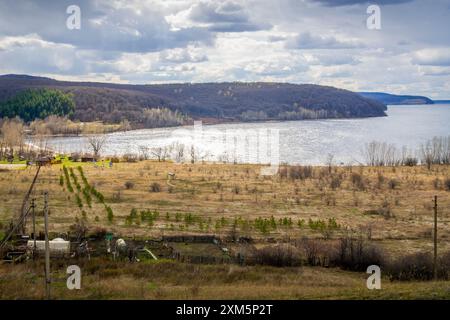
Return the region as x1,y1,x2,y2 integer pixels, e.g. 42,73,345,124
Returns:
0,88,75,122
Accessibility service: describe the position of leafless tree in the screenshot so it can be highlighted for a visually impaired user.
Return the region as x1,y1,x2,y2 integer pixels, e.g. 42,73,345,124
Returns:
0,118,25,157
363,141,399,166
326,153,334,173
189,145,198,164
138,145,151,160
87,135,107,158
172,142,185,163
420,136,450,169
151,145,172,162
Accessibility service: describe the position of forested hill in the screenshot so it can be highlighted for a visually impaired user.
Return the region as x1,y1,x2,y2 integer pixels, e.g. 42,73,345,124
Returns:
0,74,387,124
358,92,434,105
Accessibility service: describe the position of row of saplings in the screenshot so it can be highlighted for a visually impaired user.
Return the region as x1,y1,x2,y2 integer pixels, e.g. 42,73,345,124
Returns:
246,236,450,281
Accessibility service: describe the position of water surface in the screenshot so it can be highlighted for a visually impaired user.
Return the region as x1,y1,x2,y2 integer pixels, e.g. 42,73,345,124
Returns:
45,104,450,165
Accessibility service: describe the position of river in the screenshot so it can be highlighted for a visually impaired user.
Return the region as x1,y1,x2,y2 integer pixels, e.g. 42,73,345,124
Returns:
44,104,450,165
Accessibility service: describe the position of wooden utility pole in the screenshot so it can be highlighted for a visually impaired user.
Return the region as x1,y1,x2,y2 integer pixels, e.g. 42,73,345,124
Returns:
433,195,438,281
31,198,36,259
44,192,51,300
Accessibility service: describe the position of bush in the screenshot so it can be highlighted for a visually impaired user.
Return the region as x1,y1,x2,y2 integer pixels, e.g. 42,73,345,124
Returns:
289,165,313,180
124,181,135,190
106,206,114,222
384,251,450,281
299,238,330,267
122,153,138,163
445,178,450,191
351,173,366,191
403,157,418,166
329,236,384,271
388,178,399,190
330,174,343,190
255,244,302,267
150,182,161,192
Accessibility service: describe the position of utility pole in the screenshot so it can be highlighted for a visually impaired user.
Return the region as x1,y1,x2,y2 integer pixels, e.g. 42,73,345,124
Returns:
433,195,438,281
31,198,36,259
44,192,51,300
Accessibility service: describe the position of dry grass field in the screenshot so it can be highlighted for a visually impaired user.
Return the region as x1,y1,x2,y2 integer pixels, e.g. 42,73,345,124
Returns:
0,160,449,299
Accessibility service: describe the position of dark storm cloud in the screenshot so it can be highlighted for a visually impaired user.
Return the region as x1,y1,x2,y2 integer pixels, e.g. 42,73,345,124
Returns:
189,1,272,32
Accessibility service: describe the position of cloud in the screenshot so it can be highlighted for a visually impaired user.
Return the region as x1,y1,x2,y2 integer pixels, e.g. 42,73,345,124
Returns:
188,1,272,32
310,0,413,6
0,0,213,53
0,0,449,98
159,47,208,63
412,48,450,66
419,66,450,76
286,32,364,49
310,54,361,66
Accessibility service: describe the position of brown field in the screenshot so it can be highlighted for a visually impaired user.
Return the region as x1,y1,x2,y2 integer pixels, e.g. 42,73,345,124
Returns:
0,161,449,299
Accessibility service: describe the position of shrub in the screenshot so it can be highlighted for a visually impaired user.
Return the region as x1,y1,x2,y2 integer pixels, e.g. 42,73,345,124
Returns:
106,206,114,222
82,187,92,207
384,251,450,281
75,194,83,209
63,166,73,192
232,185,241,194
351,173,366,191
255,244,302,267
299,238,330,266
403,157,418,166
124,181,135,190
122,153,138,163
329,236,384,271
330,175,343,190
445,178,450,191
59,175,64,187
150,182,161,192
289,165,313,180
388,178,399,190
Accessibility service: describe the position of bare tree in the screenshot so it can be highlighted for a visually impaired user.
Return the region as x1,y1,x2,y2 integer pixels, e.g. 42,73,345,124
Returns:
326,153,334,173
87,135,107,158
172,142,185,163
138,145,150,160
189,145,197,164
0,118,25,158
363,141,399,166
420,136,450,169
151,147,163,161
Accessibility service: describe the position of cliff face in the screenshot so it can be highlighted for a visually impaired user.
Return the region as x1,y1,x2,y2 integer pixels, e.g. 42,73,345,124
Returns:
0,74,387,124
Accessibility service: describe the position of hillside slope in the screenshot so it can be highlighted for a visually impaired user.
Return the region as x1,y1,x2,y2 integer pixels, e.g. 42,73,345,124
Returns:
358,92,434,105
0,74,387,125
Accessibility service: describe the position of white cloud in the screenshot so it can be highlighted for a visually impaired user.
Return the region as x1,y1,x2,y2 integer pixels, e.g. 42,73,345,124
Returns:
0,0,449,98
412,48,450,66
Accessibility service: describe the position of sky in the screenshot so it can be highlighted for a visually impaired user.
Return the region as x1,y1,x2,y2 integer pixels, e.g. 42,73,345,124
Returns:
0,0,449,99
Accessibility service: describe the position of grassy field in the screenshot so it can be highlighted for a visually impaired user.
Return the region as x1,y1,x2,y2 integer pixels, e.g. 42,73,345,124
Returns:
0,160,449,299
1,258,449,300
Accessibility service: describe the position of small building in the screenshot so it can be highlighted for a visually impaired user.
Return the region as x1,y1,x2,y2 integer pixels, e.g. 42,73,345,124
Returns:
81,156,96,162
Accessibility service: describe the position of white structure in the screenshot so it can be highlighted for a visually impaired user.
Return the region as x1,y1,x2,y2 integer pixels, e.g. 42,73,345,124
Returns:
27,238,71,256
